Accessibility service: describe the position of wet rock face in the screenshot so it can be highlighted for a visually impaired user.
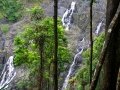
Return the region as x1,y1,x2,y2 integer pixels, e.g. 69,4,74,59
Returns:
42,0,106,31
42,0,78,17
0,17,30,89
0,30,6,74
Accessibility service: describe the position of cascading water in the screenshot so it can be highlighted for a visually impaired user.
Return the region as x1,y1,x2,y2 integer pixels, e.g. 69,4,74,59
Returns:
61,2,84,89
0,56,16,89
61,20,103,89
95,21,103,35
62,43,84,90
62,1,76,30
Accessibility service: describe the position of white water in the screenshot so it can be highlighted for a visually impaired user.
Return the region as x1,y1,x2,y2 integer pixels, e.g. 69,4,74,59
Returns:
62,48,83,90
0,56,16,89
62,1,76,30
95,21,102,35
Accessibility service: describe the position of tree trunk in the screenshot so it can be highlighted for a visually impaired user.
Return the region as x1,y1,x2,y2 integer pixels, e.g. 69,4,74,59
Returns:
105,0,120,33
102,0,120,90
53,0,58,90
90,0,94,84
38,37,45,90
90,4,120,89
116,69,120,90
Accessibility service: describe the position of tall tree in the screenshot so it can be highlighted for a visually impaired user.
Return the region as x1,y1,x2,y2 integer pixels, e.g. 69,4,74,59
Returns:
105,0,120,32
53,0,58,90
90,0,93,84
38,36,45,90
102,0,120,90
90,3,120,89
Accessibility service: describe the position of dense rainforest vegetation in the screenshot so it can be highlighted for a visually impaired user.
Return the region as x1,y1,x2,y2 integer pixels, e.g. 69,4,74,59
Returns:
0,0,120,90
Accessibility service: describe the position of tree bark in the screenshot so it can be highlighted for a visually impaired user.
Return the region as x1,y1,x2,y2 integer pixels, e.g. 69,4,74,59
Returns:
90,4,120,89
105,0,120,33
53,0,58,90
90,0,93,84
38,37,45,90
102,0,120,89
117,70,120,90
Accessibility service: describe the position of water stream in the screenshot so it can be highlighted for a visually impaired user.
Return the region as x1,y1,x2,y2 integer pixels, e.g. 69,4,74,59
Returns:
61,3,103,87
62,1,76,30
62,47,83,90
61,21,103,90
95,21,103,35
61,1,84,89
0,56,16,89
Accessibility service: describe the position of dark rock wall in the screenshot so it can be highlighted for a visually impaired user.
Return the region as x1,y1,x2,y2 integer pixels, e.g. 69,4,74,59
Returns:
0,30,6,74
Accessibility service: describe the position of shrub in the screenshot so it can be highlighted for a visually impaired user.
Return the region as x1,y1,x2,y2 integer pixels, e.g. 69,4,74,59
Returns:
0,13,4,19
0,24,9,34
27,6,44,21
0,0,22,22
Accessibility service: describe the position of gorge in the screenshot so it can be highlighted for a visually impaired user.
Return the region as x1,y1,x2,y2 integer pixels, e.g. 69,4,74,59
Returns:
0,0,106,89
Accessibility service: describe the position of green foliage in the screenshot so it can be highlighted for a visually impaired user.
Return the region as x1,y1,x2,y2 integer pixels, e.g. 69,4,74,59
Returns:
14,30,39,66
14,17,71,88
16,80,30,90
74,33,105,89
82,33,105,69
14,17,71,69
0,0,22,22
0,12,4,19
0,24,9,34
27,6,44,21
14,6,71,88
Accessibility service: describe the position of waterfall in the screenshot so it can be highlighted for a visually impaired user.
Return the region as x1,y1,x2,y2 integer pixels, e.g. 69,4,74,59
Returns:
61,20,103,89
62,47,83,90
62,1,76,30
0,56,16,89
95,21,102,35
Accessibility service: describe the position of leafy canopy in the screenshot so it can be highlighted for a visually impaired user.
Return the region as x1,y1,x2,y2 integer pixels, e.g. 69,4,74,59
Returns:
14,17,71,73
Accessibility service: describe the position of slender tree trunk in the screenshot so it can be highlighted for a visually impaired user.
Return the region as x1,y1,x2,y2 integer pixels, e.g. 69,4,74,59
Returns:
53,0,58,90
82,80,87,90
90,0,93,84
102,0,120,89
48,62,52,90
48,66,50,90
38,38,45,90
